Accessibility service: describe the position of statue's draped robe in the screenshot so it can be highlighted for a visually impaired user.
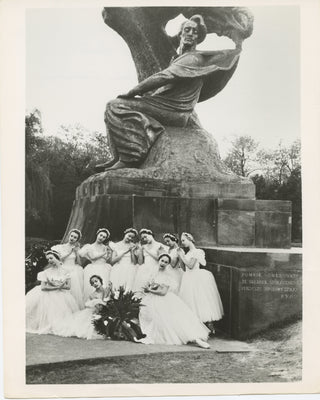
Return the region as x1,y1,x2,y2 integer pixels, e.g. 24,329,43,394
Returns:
106,48,241,164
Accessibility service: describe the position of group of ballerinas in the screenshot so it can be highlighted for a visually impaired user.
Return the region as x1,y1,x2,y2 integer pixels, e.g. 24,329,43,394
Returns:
26,227,224,349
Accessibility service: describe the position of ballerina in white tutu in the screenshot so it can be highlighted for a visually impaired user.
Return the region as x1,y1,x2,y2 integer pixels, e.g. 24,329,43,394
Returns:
133,229,167,296
110,228,141,292
51,229,85,309
138,253,210,348
79,228,113,301
177,232,224,333
55,275,112,340
26,250,79,335
163,233,184,293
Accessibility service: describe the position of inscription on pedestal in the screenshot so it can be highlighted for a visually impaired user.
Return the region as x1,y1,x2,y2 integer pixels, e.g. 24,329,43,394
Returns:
239,271,299,300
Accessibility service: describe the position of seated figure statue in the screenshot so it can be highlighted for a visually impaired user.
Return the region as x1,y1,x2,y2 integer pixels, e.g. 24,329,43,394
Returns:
95,15,242,172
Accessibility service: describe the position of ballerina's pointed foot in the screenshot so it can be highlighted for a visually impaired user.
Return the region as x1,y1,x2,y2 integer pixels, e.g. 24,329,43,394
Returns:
195,339,210,349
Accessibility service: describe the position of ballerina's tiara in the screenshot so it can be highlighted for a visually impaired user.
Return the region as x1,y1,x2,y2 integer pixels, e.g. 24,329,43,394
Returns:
96,228,110,238
139,228,154,236
158,252,172,262
45,249,61,260
181,232,195,243
124,228,138,236
163,233,178,242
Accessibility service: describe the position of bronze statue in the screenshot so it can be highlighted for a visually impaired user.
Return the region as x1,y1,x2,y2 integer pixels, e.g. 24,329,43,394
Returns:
95,15,242,172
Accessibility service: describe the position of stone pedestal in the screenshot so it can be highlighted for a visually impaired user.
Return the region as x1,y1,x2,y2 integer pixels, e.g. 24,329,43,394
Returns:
205,247,302,339
65,189,291,249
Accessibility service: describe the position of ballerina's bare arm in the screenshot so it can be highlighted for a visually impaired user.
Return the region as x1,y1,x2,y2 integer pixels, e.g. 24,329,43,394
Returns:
73,245,82,265
41,281,58,291
176,248,197,270
110,247,131,265
148,284,169,296
87,248,109,262
58,277,71,290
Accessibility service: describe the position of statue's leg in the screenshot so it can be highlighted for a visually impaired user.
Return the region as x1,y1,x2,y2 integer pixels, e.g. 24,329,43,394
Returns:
97,98,166,171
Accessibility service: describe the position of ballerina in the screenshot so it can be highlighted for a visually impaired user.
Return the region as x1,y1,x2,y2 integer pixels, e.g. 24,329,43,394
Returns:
51,229,85,309
26,250,79,335
55,275,112,340
79,228,113,300
109,228,141,292
138,253,210,348
133,228,167,295
177,232,224,332
163,233,184,293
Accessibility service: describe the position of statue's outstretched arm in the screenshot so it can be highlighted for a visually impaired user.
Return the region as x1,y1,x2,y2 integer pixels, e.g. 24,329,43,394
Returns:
118,70,176,98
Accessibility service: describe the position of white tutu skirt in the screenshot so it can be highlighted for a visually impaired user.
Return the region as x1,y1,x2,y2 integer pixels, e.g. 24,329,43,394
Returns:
179,268,224,323
133,263,159,295
26,285,79,335
63,263,85,309
54,307,104,340
167,266,183,294
83,262,112,300
110,258,137,292
139,292,209,345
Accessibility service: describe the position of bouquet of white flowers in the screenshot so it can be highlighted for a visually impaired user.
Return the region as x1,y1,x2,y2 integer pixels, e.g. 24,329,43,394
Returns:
93,286,146,342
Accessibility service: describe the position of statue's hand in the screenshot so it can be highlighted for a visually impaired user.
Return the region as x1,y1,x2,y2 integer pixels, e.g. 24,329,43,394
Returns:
117,93,132,99
117,90,141,99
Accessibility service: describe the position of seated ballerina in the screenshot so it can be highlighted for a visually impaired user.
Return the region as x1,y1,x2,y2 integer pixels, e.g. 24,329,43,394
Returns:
55,275,111,340
138,253,210,348
26,250,79,335
51,228,85,309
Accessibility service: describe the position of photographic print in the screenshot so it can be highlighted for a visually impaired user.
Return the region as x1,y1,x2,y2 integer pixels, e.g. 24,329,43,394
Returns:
2,0,320,397
24,4,303,385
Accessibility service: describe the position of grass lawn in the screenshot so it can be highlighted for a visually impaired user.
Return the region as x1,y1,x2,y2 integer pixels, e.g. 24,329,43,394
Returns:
26,321,301,384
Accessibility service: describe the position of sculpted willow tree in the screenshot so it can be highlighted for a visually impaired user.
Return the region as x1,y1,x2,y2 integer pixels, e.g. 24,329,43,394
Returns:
95,7,254,182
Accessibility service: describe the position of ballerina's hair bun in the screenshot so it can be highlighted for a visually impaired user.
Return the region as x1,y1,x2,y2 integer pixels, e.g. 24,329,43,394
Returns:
139,228,154,237
163,233,178,243
181,232,195,243
45,249,61,261
158,253,172,263
96,228,110,239
69,228,82,240
124,228,138,236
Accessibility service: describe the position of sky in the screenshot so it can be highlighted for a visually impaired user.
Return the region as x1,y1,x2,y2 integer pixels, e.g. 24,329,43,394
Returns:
26,6,300,157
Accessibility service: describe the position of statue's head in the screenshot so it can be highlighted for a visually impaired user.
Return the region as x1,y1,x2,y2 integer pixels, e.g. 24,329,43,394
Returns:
178,15,207,49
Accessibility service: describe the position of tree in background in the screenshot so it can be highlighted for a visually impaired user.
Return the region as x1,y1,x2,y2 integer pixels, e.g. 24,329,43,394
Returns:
224,135,260,177
224,137,302,243
25,111,112,240
25,109,53,238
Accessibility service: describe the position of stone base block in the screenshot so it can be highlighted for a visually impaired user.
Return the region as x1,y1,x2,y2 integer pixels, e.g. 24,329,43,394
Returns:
65,194,292,249
204,247,302,339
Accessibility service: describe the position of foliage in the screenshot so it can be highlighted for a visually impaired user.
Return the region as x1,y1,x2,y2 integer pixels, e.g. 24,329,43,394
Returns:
26,110,53,238
224,135,260,177
93,287,145,341
25,238,60,293
225,136,302,242
25,110,112,239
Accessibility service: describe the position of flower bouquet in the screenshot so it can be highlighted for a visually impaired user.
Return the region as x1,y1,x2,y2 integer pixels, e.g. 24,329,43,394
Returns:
92,286,146,342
